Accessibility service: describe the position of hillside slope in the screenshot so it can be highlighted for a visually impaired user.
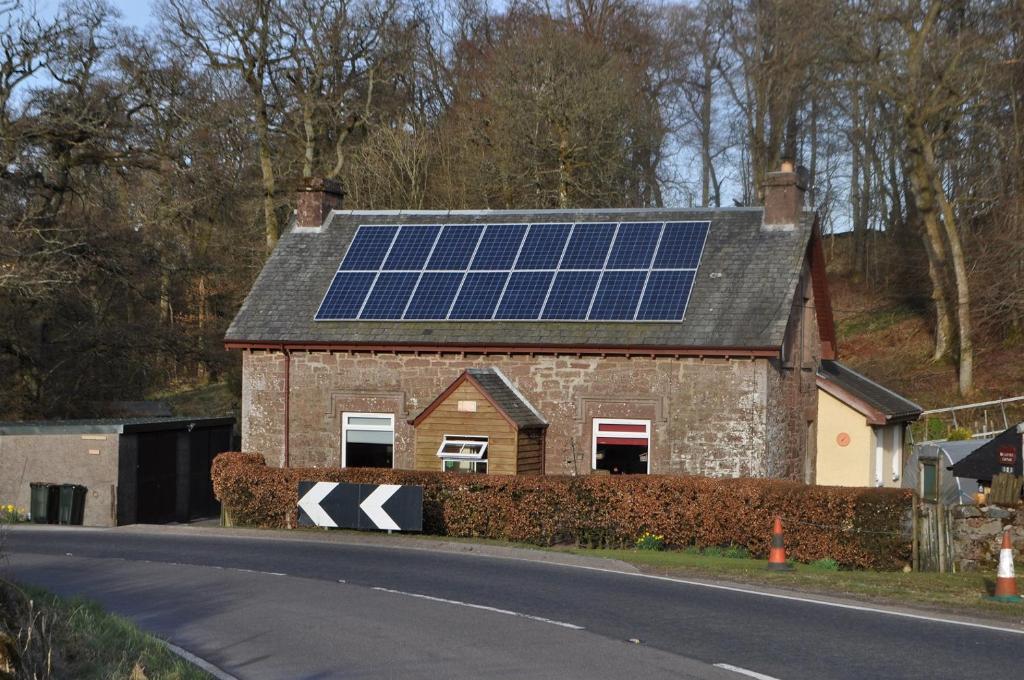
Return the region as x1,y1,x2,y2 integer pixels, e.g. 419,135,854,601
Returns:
827,274,1024,413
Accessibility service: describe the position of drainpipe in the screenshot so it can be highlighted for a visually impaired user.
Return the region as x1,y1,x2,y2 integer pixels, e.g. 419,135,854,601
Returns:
282,345,290,468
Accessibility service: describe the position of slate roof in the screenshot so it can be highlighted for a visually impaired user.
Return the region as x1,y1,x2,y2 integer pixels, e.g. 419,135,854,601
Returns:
466,368,547,429
225,208,815,350
817,360,922,423
0,416,235,435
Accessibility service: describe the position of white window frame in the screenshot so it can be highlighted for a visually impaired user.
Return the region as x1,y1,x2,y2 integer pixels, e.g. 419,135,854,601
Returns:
341,412,395,468
438,434,488,473
592,418,651,474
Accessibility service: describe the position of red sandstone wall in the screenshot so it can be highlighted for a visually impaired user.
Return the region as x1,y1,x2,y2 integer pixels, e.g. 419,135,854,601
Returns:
241,351,806,479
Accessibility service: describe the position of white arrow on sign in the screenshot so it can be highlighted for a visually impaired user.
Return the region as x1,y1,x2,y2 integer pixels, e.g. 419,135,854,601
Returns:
359,484,401,531
298,482,339,527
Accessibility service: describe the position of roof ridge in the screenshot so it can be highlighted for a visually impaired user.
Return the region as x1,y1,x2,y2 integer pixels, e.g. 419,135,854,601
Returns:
328,207,765,218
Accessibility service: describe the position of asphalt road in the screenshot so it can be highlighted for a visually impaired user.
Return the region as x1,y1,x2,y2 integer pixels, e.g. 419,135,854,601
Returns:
3,526,1022,680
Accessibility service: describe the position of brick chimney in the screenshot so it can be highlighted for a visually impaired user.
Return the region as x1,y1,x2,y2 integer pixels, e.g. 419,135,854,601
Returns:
295,178,343,229
761,160,808,230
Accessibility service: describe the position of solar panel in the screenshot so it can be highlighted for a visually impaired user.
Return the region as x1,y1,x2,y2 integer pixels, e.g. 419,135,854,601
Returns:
515,224,570,269
542,271,600,319
427,225,483,270
383,225,440,270
589,270,648,320
560,223,616,269
339,227,398,271
316,272,375,319
495,271,554,319
359,272,418,319
404,272,463,319
653,222,708,269
471,224,528,270
607,222,661,268
636,270,695,320
449,272,507,319
316,219,709,321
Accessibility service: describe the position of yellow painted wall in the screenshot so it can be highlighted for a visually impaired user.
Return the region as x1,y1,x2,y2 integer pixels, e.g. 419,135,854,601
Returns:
815,389,873,487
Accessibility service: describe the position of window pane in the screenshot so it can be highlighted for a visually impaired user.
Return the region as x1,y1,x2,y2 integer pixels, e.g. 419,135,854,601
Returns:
444,459,486,473
347,416,391,427
921,462,937,500
347,430,393,445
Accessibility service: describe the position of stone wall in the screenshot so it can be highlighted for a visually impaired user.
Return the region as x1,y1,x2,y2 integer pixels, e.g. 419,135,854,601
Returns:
767,263,821,482
241,349,820,479
0,433,119,527
950,505,1024,571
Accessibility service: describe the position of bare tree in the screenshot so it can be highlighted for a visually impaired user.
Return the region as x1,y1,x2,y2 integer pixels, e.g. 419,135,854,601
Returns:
160,0,286,253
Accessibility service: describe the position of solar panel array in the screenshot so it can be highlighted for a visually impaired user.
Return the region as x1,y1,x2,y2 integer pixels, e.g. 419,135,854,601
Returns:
315,221,710,322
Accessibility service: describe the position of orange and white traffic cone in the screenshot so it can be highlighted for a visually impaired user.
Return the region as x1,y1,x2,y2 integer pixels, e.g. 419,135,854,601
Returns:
990,528,1022,602
767,516,794,571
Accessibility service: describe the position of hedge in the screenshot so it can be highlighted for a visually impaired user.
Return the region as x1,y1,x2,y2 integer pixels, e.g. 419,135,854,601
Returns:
211,452,913,569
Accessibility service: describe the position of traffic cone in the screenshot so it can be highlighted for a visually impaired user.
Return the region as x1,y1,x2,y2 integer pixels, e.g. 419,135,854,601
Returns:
989,528,1022,602
767,516,794,571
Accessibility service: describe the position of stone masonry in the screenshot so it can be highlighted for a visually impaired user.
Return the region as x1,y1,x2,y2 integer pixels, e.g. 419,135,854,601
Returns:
950,504,1024,572
242,348,815,479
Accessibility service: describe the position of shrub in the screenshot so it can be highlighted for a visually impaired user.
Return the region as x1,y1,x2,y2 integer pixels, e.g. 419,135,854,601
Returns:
211,452,913,569
947,427,973,441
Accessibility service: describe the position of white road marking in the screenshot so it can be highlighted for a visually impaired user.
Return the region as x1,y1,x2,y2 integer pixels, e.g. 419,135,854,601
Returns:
26,527,1024,636
163,641,240,680
714,663,782,680
372,586,584,630
535,563,1024,637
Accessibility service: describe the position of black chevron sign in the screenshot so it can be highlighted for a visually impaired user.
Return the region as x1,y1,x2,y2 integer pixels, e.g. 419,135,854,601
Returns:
297,482,423,532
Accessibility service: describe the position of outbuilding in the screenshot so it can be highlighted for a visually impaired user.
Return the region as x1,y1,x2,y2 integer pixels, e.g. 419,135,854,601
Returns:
815,360,922,488
227,165,837,481
0,417,234,527
949,423,1023,483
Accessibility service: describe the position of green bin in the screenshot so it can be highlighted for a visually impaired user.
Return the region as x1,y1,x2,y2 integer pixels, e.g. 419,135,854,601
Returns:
58,484,87,525
29,483,59,524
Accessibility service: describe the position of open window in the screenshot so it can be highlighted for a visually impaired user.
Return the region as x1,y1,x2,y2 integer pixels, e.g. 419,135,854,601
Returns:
438,435,488,473
342,413,394,468
593,419,650,474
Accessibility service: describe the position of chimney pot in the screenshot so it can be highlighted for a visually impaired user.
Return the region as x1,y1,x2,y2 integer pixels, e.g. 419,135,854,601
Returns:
295,177,343,229
762,162,807,230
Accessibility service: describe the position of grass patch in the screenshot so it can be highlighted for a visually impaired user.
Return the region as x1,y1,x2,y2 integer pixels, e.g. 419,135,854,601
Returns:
837,304,916,339
1,581,210,679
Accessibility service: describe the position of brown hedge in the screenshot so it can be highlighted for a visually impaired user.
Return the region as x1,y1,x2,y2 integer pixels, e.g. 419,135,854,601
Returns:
211,452,912,569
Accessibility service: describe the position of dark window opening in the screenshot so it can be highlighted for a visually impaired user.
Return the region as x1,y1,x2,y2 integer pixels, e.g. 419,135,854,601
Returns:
595,444,648,475
346,442,393,468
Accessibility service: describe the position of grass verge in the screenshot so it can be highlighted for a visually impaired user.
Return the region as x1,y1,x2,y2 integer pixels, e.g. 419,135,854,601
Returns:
0,580,211,679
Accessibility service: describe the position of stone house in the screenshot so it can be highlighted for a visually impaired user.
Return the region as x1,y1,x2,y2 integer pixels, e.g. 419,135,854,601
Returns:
225,164,836,481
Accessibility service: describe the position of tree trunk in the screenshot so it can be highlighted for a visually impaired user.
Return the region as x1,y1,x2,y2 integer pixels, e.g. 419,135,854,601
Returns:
700,57,713,207
926,139,974,394
256,97,278,254
906,124,955,362
302,95,315,180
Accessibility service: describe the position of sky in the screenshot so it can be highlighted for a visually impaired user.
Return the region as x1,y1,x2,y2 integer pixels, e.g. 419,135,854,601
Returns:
110,0,155,28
